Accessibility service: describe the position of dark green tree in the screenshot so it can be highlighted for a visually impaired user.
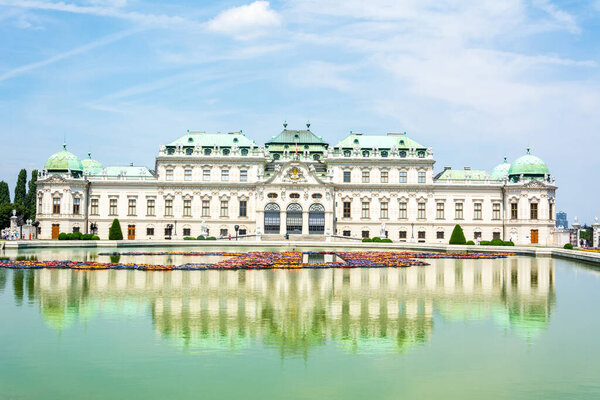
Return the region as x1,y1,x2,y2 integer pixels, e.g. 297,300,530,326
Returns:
13,169,27,206
24,170,38,220
0,203,28,230
449,224,467,245
108,218,123,240
0,181,9,206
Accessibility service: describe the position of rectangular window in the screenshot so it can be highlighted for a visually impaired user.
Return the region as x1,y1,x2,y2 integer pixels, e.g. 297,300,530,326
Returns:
73,198,80,215
220,200,228,217
343,230,351,237
90,199,99,215
380,202,388,219
549,203,553,220
455,203,464,219
52,198,61,214
362,171,370,183
166,169,173,181
530,203,538,220
362,230,370,238
418,231,426,239
343,201,351,218
109,199,117,216
147,199,155,216
38,196,42,212
239,200,247,217
73,226,80,233
128,199,136,216
474,203,482,220
399,231,407,239
343,171,351,183
511,203,518,220
184,169,192,181
399,202,407,219
203,169,210,181
221,169,229,182
493,203,501,220
165,199,173,216
146,227,154,236
239,229,247,236
220,228,228,237
183,199,191,217
493,232,501,240
361,202,370,219
474,232,482,239
183,228,191,237
436,202,444,219
418,202,426,219
202,200,210,217
437,231,444,239
399,171,407,183
418,171,426,183
240,170,248,182
381,171,389,183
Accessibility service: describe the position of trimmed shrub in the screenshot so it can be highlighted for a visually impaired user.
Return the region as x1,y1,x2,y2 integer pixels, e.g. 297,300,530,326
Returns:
206,236,217,240
504,241,515,246
184,236,196,240
381,238,392,243
71,231,82,240
91,235,100,240
563,243,573,250
81,233,92,240
490,238,504,246
362,238,372,242
108,218,123,240
480,240,491,246
197,235,205,240
449,224,466,245
466,240,475,245
373,237,382,242
58,232,67,240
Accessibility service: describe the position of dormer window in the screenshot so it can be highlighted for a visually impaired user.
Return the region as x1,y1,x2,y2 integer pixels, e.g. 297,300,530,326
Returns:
418,151,425,158
204,148,212,155
343,150,351,157
294,134,299,140
167,148,175,155
381,151,388,157
399,151,407,158
188,137,194,143
313,154,320,160
273,154,281,160
362,150,370,157
233,138,239,143
241,148,248,156
304,145,309,149
223,148,230,156
185,148,193,155
399,140,405,146
353,139,359,144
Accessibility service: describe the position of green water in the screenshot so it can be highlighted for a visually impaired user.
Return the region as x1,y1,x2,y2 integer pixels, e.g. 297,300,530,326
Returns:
1,248,599,399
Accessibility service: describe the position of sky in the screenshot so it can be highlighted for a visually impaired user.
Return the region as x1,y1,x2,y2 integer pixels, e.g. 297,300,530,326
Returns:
0,0,599,224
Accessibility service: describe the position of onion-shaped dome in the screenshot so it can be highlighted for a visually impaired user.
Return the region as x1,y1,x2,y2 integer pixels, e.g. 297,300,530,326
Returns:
490,157,511,180
81,152,103,171
508,148,550,182
44,144,83,173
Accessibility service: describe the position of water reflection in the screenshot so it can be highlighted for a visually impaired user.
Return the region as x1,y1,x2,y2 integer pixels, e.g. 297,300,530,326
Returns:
3,257,555,355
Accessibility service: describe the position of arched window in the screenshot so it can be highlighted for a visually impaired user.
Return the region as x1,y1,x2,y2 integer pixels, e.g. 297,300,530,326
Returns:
362,150,370,157
204,148,212,155
241,148,248,156
311,193,322,199
289,193,300,199
267,193,278,199
264,203,280,234
286,203,303,234
399,151,407,158
344,150,351,157
381,151,388,157
309,204,325,234
223,148,230,156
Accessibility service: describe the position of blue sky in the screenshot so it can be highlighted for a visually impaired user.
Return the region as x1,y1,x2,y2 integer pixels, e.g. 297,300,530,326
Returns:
0,0,599,224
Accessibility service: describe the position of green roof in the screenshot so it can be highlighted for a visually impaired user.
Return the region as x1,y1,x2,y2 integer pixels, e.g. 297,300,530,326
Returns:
490,157,510,180
435,169,490,181
86,166,154,178
81,153,103,170
335,133,425,149
167,131,256,147
45,144,83,171
266,129,327,145
508,150,549,176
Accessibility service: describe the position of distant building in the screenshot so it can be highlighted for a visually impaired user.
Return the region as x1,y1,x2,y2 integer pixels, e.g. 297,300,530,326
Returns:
556,212,568,228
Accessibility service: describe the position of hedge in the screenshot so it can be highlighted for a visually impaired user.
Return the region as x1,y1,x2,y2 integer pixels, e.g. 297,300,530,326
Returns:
362,238,372,242
184,236,196,240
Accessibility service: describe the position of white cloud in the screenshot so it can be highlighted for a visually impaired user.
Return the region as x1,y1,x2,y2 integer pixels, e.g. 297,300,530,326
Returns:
206,1,281,40
287,61,353,92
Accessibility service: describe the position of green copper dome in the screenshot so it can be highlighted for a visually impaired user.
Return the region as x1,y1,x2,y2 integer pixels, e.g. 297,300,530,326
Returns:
508,149,549,177
44,144,83,172
81,152,103,170
490,157,511,180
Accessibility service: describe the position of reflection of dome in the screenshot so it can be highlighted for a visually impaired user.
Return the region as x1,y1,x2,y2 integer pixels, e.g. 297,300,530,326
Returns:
490,157,510,180
508,149,549,182
81,152,103,171
44,144,83,174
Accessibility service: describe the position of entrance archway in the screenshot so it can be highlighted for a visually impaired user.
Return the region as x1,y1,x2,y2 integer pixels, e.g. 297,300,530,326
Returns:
308,203,325,234
264,203,281,234
286,203,303,234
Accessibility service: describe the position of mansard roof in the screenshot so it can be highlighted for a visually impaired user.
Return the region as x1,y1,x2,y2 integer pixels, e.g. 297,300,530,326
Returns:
85,165,154,178
435,168,490,181
266,129,327,145
167,131,256,147
335,132,425,149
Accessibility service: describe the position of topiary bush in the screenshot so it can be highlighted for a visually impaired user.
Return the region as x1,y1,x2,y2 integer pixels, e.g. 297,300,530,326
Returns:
449,224,466,245
206,236,216,240
58,232,67,240
490,238,504,246
71,231,82,240
504,241,515,246
108,218,123,240
91,235,100,240
197,235,205,240
362,238,372,242
381,238,392,243
184,236,196,240
466,240,475,245
373,237,382,242
81,233,92,240
480,240,491,246
563,243,573,249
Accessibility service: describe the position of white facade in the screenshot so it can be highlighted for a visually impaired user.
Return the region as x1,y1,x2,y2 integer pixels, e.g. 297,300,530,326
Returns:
36,128,558,245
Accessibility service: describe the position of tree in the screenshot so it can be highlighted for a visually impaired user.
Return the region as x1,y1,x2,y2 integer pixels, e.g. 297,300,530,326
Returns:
108,218,123,240
13,169,27,206
449,224,467,245
24,170,38,220
0,203,28,230
0,181,9,206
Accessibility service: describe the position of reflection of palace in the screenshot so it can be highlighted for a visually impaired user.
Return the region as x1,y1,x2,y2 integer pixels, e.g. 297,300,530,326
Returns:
11,257,555,353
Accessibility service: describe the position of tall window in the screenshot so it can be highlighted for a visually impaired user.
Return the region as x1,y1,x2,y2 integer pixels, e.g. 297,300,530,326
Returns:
240,170,248,182
221,169,229,181
361,202,370,218
203,169,210,181
109,199,117,215
184,169,192,181
343,201,351,218
380,202,389,219
38,196,42,213
549,203,553,220
165,199,173,216
147,199,155,216
220,200,229,217
399,202,407,219
455,203,463,219
493,203,501,220
183,199,191,217
202,200,210,217
128,199,136,216
399,231,407,239
381,171,389,183
399,171,407,183
436,202,444,219
530,203,538,220
362,171,370,183
474,203,482,220
90,199,99,215
511,203,518,220
418,202,426,219
343,171,351,183
239,200,247,217
418,171,426,183
166,169,173,181
73,198,80,215
53,198,61,214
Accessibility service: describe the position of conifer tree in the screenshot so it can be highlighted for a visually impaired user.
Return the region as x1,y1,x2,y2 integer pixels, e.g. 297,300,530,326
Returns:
108,218,123,240
449,224,467,245
25,170,38,220
0,181,9,206
13,169,27,206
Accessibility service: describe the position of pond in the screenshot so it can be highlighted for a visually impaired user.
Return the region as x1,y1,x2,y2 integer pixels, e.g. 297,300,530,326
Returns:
1,247,599,399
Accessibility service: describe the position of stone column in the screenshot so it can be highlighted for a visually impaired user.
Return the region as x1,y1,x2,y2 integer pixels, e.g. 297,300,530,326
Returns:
572,217,581,247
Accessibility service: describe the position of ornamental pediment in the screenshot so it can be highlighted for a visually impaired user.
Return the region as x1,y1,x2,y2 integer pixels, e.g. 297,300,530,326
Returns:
263,161,325,186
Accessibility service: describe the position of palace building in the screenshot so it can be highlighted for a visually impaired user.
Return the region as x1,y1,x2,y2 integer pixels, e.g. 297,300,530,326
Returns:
36,124,558,245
